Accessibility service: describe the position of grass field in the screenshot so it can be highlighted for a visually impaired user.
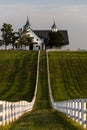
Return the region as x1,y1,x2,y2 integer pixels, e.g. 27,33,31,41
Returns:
0,51,38,102
1,51,83,130
48,51,87,101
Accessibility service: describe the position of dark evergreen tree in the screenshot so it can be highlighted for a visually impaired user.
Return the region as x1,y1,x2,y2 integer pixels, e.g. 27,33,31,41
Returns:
48,31,65,48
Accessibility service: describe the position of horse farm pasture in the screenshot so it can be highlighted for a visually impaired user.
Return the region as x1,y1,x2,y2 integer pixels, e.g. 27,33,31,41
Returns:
0,51,85,130
0,51,38,102
48,51,87,101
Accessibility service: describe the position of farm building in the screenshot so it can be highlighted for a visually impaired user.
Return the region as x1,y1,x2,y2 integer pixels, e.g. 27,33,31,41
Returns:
16,17,69,50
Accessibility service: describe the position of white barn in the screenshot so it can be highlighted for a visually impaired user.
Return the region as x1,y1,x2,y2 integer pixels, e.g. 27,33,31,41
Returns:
15,17,69,51
18,17,45,50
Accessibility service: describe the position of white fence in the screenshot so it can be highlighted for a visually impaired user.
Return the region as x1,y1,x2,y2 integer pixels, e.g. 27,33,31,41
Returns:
0,100,33,125
54,99,87,129
0,51,40,126
46,51,87,129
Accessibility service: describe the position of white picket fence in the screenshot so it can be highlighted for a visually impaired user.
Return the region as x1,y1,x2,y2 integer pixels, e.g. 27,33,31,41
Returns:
0,51,40,126
46,51,87,129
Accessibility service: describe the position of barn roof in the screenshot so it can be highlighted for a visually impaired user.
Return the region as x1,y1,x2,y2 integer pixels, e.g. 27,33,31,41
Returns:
34,30,69,45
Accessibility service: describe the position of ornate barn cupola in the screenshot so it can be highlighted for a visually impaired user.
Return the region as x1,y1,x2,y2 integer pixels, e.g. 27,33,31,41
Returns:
51,21,58,32
23,16,31,30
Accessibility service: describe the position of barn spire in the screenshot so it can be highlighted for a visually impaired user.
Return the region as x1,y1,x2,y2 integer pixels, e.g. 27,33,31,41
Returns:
51,21,58,32
23,16,31,30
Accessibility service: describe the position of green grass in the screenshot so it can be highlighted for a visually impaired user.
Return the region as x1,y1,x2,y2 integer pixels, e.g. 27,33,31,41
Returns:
0,51,83,130
0,50,38,102
48,51,87,101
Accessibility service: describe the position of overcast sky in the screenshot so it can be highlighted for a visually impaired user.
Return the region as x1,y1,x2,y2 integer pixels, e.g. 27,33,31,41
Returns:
0,0,87,50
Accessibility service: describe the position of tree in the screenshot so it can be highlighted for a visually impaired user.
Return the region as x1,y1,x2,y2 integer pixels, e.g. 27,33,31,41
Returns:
1,23,14,50
0,40,4,47
11,32,17,50
48,31,65,48
17,34,32,50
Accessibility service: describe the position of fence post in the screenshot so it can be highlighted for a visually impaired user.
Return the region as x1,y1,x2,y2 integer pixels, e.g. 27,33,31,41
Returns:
69,101,72,118
8,102,11,123
2,101,6,126
12,103,15,122
72,100,74,120
6,102,9,125
78,100,81,125
19,101,22,117
16,102,19,119
10,103,13,123
75,100,78,123
0,101,3,125
65,101,67,114
81,99,86,129
67,101,70,117
15,102,18,120
70,100,73,118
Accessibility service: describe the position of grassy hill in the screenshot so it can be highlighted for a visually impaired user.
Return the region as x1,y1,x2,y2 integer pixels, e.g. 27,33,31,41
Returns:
48,51,87,101
0,51,86,130
0,51,38,102
1,51,83,130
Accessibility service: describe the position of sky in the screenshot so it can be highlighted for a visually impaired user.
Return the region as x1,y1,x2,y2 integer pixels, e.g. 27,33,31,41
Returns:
0,0,87,50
